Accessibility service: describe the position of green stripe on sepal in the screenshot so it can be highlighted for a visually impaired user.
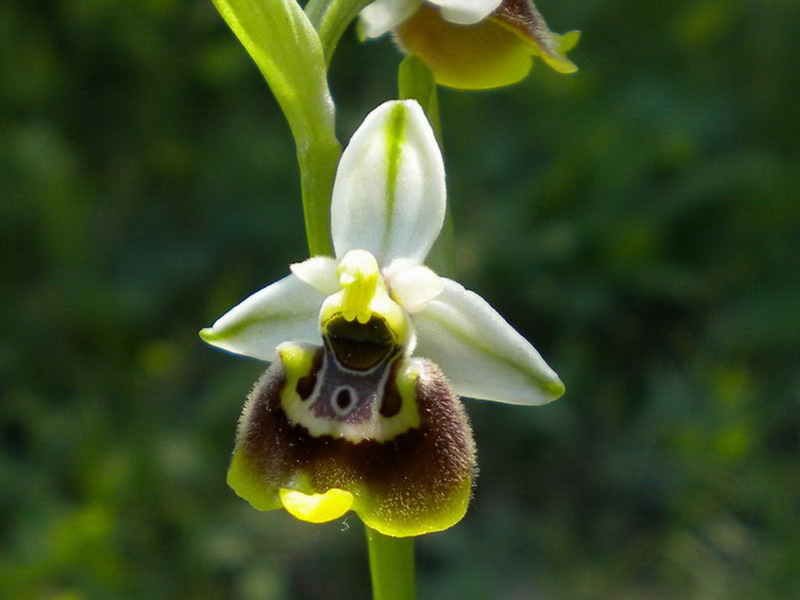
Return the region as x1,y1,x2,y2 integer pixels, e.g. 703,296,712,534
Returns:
330,100,446,267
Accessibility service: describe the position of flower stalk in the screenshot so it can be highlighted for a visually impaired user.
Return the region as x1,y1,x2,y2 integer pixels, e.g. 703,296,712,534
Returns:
366,526,417,600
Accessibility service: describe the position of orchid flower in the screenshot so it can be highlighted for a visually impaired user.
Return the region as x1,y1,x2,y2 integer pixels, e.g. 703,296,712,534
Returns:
201,100,564,537
359,0,579,89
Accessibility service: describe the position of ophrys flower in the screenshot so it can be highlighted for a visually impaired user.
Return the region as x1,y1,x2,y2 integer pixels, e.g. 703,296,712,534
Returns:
360,0,579,89
201,100,564,536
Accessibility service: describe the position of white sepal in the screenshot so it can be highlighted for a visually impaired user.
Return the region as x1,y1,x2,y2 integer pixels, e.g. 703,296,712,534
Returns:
290,256,340,294
385,259,444,313
331,100,446,267
360,0,421,38
428,0,503,25
200,274,325,361
412,278,565,405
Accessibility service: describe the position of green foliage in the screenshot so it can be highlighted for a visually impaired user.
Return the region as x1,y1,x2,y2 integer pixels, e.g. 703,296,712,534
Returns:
1,0,798,598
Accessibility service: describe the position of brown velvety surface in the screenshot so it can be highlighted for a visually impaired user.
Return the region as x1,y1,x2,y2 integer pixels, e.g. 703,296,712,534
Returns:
238,358,477,530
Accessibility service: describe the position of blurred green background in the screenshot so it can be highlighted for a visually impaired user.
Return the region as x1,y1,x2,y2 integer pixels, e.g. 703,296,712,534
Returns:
2,0,799,598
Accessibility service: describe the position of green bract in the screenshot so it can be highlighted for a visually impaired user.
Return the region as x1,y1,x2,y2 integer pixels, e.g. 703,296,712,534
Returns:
201,101,564,536
212,0,341,255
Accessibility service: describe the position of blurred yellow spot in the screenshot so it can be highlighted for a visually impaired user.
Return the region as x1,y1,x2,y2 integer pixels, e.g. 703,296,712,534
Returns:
139,339,179,377
675,0,732,47
279,488,354,523
714,425,751,460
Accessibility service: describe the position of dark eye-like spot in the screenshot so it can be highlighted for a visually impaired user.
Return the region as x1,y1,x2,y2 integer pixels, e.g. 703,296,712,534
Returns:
380,359,403,418
295,348,323,400
324,315,397,371
336,388,353,410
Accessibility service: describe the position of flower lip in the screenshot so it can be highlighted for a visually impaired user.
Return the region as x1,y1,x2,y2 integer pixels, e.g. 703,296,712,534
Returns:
228,348,475,536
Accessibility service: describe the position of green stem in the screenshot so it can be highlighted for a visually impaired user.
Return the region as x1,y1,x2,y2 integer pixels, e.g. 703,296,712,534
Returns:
305,0,372,66
366,526,416,600
299,139,339,256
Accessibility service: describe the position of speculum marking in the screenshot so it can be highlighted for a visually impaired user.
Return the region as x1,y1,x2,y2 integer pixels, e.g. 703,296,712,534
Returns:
324,314,396,371
295,348,323,400
380,359,403,418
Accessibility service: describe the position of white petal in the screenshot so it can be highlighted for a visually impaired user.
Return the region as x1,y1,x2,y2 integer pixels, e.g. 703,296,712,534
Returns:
412,278,564,405
290,256,340,294
331,100,446,267
360,0,421,38
384,258,444,313
428,0,503,25
200,273,325,361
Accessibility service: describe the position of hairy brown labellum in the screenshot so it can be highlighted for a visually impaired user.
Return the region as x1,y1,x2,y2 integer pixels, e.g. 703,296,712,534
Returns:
227,342,477,536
